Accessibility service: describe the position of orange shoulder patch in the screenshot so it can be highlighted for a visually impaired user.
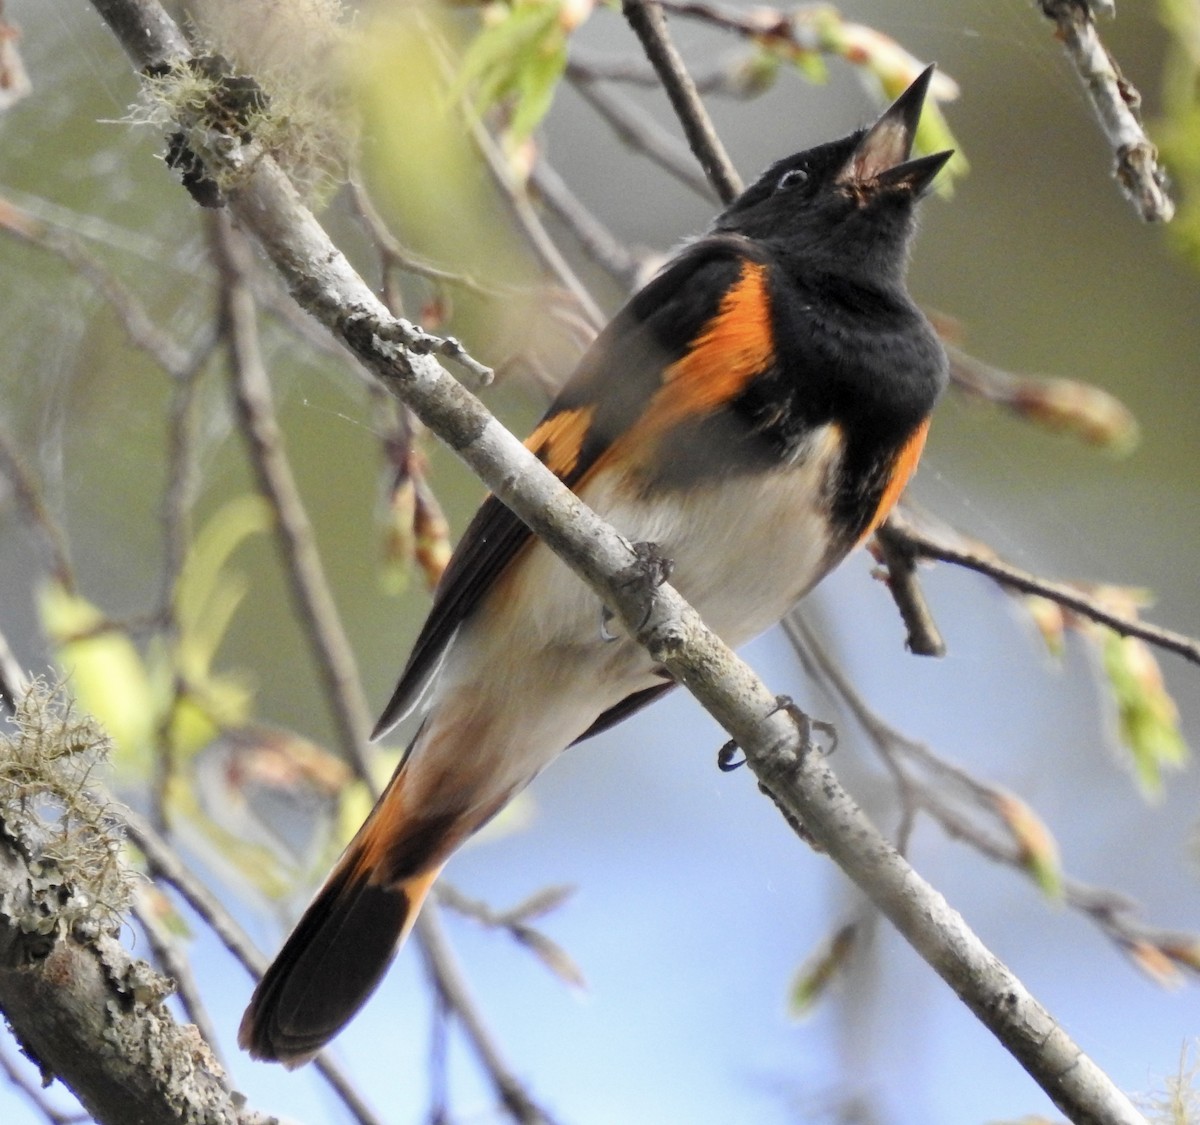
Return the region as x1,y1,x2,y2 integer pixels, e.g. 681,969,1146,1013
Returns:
658,259,774,423
595,259,775,477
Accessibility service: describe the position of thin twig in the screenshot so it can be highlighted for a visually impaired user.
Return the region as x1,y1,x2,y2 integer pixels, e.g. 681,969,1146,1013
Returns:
415,906,559,1125
872,520,947,657
621,0,743,202
945,342,1139,452
887,509,1200,668
790,613,1200,984
348,179,509,300
1037,0,1174,222
0,194,195,378
153,341,214,833
158,336,216,605
567,52,740,96
210,213,376,783
0,424,75,593
420,19,606,331
528,160,651,292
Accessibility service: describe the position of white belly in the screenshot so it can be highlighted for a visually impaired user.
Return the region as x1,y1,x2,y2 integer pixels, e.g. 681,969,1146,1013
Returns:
415,424,841,800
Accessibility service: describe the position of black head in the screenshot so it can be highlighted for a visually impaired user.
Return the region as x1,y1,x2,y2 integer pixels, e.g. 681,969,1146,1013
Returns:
714,66,953,285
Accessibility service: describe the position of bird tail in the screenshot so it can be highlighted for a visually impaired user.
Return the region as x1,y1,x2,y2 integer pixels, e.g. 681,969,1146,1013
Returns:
238,768,453,1067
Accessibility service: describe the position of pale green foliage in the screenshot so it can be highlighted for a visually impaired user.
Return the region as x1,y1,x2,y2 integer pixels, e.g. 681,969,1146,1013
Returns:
1102,630,1188,796
455,0,589,148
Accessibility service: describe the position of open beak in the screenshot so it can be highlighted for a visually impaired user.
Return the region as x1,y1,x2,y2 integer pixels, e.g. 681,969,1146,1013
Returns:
837,65,954,196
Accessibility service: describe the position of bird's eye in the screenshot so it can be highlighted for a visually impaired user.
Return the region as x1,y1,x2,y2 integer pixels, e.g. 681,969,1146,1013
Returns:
776,168,809,192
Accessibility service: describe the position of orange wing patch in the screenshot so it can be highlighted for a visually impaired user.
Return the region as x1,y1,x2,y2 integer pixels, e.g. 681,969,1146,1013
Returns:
600,259,774,474
859,417,931,544
526,405,597,479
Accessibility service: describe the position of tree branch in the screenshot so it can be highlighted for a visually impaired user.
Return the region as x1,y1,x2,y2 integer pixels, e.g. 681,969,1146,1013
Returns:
212,212,376,782
621,0,743,201
415,907,559,1125
0,685,272,1125
120,806,387,1125
887,509,1200,668
1038,0,1174,222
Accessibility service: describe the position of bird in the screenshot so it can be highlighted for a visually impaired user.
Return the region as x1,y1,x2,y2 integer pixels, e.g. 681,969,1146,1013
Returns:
240,64,952,1066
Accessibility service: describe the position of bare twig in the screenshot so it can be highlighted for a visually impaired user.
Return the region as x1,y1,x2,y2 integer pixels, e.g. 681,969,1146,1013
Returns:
946,342,1139,452
153,342,214,833
568,52,744,97
0,424,75,593
211,213,375,783
621,0,743,202
415,906,559,1125
0,195,195,379
872,520,947,657
420,21,607,332
349,179,508,301
1037,1,1174,222
887,509,1200,668
790,613,1200,985
529,160,652,292
436,882,585,988
158,338,216,605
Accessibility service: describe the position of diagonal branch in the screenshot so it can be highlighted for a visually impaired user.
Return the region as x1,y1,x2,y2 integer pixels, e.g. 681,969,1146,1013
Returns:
621,0,742,201
1038,0,1174,222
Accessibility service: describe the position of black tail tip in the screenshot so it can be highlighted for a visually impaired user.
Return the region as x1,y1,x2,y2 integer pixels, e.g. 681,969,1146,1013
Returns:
238,876,415,1066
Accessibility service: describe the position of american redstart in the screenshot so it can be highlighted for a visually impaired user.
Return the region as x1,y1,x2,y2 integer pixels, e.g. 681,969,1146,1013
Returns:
241,65,952,1065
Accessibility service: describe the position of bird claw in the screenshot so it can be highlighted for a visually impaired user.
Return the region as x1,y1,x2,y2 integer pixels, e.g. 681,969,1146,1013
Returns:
716,696,837,774
717,739,745,772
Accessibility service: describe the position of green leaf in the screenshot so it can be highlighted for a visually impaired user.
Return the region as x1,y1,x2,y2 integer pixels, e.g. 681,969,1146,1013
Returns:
788,923,857,1018
39,583,156,777
454,0,587,145
174,493,272,669
1101,631,1188,795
